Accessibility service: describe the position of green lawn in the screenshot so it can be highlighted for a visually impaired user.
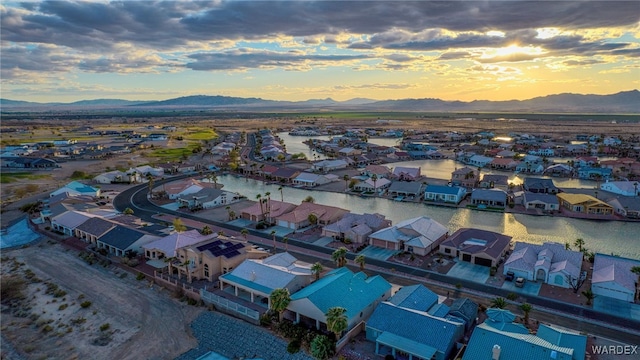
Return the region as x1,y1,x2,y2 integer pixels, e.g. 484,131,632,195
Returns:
0,172,51,183
149,143,201,162
182,129,218,141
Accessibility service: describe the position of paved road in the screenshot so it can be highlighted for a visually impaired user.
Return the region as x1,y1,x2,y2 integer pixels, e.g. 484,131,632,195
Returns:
114,179,640,345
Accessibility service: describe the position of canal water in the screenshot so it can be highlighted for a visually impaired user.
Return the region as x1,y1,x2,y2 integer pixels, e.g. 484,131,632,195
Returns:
219,175,640,260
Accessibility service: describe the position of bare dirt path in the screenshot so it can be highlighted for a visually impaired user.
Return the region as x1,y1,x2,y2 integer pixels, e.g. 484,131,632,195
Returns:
1,240,203,360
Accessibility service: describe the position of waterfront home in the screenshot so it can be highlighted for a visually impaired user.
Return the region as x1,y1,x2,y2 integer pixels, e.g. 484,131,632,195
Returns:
451,167,479,189
240,200,297,225
464,309,586,360
556,193,613,215
164,178,208,200
369,216,448,256
171,237,267,283
338,147,361,157
362,164,392,178
366,285,465,360
575,156,598,168
255,164,278,177
592,254,640,302
490,157,520,170
503,242,583,288
470,189,508,209
353,177,392,193
219,252,313,306
387,151,410,161
388,181,424,199
74,217,117,245
439,228,512,267
516,162,544,174
392,166,421,181
479,174,509,191
177,188,238,210
287,267,391,334
292,172,333,187
522,192,559,211
51,181,101,198
142,229,217,261
96,225,160,257
528,148,555,157
51,211,98,236
271,167,301,183
311,159,349,172
424,184,466,204
523,177,560,194
322,213,391,244
600,180,639,196
275,202,349,230
543,164,574,177
577,167,612,180
467,155,494,168
449,298,479,331
606,196,640,219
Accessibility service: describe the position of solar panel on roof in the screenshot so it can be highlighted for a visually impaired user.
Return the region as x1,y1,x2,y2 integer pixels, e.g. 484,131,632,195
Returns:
196,239,222,251
223,250,240,258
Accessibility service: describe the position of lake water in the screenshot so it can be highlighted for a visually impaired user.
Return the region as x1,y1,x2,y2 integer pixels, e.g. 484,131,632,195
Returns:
219,175,640,260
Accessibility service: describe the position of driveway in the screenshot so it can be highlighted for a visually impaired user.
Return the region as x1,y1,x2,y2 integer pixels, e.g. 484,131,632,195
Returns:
447,261,490,284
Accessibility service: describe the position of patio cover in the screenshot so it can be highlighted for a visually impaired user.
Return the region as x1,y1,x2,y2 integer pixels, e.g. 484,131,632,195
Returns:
377,331,437,360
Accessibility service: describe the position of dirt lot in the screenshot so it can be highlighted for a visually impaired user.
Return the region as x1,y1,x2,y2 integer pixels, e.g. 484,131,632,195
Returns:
1,239,203,360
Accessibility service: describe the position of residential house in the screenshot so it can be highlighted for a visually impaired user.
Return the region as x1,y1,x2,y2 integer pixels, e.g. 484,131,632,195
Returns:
293,172,333,187
219,252,313,306
467,155,494,168
74,217,117,245
523,177,560,194
592,254,640,302
164,178,207,199
96,225,160,257
470,189,508,209
339,147,361,157
271,168,301,183
439,228,512,267
311,159,348,172
133,165,164,177
387,181,424,199
287,267,392,334
322,213,391,244
448,298,479,332
600,181,639,197
142,229,217,262
51,211,98,236
50,181,100,198
362,165,392,178
93,169,141,184
516,162,544,174
490,157,519,170
177,188,237,210
451,167,479,189
171,237,268,283
503,242,583,288
366,285,465,360
387,151,410,161
606,196,640,219
479,174,509,191
522,192,559,212
578,167,612,180
392,166,421,181
424,185,466,204
575,156,598,168
369,216,448,255
240,200,297,224
353,177,392,193
556,193,613,215
2,157,58,169
464,309,587,360
528,148,555,157
275,202,349,230
543,164,574,177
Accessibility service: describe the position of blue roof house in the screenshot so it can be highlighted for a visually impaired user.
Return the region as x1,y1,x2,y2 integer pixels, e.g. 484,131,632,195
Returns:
464,309,587,360
287,267,391,335
50,181,101,198
425,184,467,204
366,285,465,360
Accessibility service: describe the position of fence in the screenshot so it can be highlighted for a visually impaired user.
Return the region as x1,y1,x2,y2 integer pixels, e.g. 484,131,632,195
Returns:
336,321,366,353
154,272,201,300
200,288,260,325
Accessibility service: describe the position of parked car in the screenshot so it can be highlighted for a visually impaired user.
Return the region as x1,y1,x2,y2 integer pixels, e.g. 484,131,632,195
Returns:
505,271,515,281
515,277,526,288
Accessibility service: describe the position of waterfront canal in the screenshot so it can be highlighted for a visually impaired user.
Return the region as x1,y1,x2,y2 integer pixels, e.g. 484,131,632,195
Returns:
219,175,640,260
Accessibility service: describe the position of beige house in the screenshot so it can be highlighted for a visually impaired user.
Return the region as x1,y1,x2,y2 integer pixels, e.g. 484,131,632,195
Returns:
240,200,297,224
451,167,479,189
439,228,512,268
171,237,268,283
276,202,349,230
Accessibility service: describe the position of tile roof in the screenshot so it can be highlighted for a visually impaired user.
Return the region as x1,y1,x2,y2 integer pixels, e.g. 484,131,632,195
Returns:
142,229,217,258
276,202,348,224
388,284,438,311
523,192,559,204
505,242,582,280
470,189,507,202
52,211,98,229
449,298,478,324
369,216,448,248
74,217,116,237
99,225,148,250
441,228,512,259
388,181,423,193
592,254,640,293
240,200,297,218
322,213,389,234
290,267,391,320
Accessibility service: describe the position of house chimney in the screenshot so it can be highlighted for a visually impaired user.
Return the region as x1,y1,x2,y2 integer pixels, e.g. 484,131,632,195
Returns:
492,344,501,360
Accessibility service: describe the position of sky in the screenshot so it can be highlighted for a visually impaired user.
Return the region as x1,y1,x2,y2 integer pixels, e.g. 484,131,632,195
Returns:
1,1,639,103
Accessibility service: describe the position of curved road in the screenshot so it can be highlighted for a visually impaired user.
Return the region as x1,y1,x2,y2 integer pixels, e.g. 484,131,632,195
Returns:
114,178,640,344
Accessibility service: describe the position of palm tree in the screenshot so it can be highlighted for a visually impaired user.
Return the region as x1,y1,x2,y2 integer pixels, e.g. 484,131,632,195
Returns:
564,242,571,250
147,175,154,197
270,230,277,252
308,213,318,226
201,225,213,235
311,262,323,281
208,173,218,188
331,247,348,267
326,306,348,340
343,174,350,192
269,288,291,321
172,218,187,232
256,194,264,222
371,173,378,193
574,238,585,253
491,297,507,309
520,303,532,326
282,237,289,252
355,254,366,271
310,335,334,360
582,288,595,306
278,186,284,201
241,228,249,242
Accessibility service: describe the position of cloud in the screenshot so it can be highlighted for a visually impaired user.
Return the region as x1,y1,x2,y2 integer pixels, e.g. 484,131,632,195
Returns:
185,48,371,71
562,59,606,67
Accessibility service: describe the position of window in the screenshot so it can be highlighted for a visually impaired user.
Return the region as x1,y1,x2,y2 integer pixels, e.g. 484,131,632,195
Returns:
204,264,209,278
444,248,451,254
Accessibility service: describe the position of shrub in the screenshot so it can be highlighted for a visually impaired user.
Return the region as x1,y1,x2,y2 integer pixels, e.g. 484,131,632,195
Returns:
42,324,54,333
507,292,518,301
70,317,87,325
99,323,110,331
136,272,145,281
1,275,26,302
58,304,68,311
80,301,92,308
287,339,301,354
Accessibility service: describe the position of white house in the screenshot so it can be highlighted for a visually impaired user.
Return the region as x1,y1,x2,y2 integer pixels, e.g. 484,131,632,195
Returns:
51,211,98,236
592,254,640,302
503,242,583,288
177,188,237,209
164,179,206,200
392,166,421,181
311,159,348,172
424,185,466,204
369,216,448,256
142,229,217,261
292,172,332,187
353,177,392,193
600,181,639,197
467,155,494,168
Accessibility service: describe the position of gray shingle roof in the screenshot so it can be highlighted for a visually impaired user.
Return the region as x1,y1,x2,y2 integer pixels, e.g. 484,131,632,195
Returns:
75,217,116,237
99,225,146,250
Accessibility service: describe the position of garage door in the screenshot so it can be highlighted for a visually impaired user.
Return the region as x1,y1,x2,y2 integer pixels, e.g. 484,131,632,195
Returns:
462,253,472,262
474,257,493,267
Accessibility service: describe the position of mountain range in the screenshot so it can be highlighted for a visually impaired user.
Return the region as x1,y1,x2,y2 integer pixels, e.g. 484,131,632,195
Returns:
2,90,639,113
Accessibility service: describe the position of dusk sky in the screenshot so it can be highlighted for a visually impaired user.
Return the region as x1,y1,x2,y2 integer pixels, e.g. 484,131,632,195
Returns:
1,1,639,103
